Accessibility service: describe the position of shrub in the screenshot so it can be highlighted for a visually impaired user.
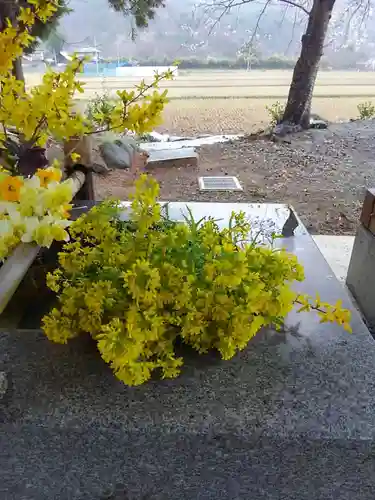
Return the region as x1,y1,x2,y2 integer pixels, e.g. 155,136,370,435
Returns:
266,101,285,126
86,91,117,129
261,55,296,70
42,176,351,386
131,56,296,70
357,101,375,120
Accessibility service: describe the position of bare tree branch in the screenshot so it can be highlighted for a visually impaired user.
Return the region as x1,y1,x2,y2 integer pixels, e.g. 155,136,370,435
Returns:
286,8,298,53
247,0,271,49
278,0,309,15
277,2,289,28
202,0,310,43
344,0,372,38
202,0,310,17
206,0,237,36
244,0,271,68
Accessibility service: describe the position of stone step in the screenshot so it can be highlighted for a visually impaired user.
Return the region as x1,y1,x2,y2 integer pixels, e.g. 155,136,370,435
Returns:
312,235,355,283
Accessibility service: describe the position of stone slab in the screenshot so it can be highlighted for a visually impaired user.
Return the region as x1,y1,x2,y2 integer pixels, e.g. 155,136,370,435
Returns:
141,134,240,151
359,188,375,229
346,224,375,332
146,148,198,169
1,205,375,500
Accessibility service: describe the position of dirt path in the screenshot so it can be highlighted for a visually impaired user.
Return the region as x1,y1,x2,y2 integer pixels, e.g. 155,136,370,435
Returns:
95,120,375,235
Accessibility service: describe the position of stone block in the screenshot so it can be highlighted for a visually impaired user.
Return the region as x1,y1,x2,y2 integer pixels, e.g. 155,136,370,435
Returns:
309,118,328,129
99,141,132,170
360,188,375,232
64,135,93,168
346,223,375,331
114,137,140,157
146,148,198,169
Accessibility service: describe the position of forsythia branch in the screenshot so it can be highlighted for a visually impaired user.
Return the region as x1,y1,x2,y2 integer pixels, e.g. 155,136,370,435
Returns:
0,2,174,174
295,294,352,332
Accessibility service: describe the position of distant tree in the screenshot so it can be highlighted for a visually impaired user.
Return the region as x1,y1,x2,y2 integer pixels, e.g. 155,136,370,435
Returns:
24,0,70,53
237,37,261,70
203,0,371,129
44,30,66,63
0,0,69,81
108,0,165,30
281,0,336,128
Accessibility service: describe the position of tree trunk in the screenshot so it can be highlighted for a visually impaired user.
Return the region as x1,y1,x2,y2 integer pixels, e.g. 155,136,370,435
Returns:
0,1,25,85
12,58,25,84
282,0,335,128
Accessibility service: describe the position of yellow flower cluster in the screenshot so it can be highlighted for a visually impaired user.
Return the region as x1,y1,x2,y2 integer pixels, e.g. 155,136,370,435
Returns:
0,1,173,153
0,1,59,75
0,62,89,148
42,175,352,386
0,166,73,260
106,86,171,134
296,294,352,332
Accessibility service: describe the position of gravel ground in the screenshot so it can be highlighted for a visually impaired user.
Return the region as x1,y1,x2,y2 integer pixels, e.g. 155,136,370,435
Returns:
95,120,375,235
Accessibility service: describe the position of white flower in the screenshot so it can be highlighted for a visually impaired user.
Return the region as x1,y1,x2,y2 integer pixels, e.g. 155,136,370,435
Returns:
20,215,72,246
0,218,13,235
6,205,22,225
24,175,41,189
20,216,41,243
0,201,14,214
42,214,72,228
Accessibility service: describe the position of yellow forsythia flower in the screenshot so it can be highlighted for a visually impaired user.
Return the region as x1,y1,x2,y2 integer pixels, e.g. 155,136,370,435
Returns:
0,175,23,202
42,175,353,387
70,153,81,163
36,167,62,187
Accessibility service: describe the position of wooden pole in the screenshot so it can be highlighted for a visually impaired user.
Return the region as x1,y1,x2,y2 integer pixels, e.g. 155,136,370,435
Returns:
0,170,86,315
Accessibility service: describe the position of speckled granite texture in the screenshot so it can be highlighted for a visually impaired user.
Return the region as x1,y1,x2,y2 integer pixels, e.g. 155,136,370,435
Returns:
1,234,375,500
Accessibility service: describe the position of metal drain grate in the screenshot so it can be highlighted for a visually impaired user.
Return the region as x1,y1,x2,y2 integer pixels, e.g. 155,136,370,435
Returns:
198,176,242,191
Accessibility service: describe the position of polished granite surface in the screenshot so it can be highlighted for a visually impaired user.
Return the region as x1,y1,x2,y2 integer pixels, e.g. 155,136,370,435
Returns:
1,204,374,500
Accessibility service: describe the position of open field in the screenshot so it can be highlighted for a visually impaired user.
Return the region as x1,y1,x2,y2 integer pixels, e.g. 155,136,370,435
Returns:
26,69,375,134
26,69,375,98
158,97,369,135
